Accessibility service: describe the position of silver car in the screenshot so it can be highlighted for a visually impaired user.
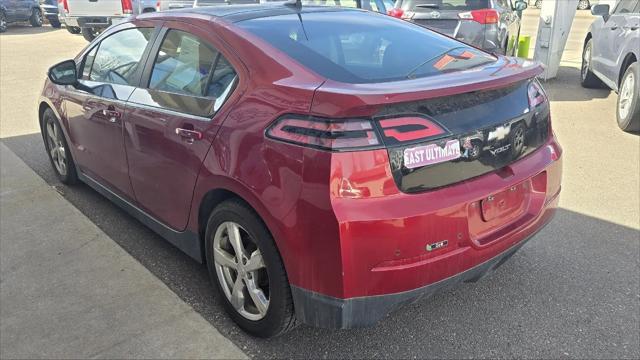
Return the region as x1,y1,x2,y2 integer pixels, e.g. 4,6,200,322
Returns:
389,0,528,55
581,0,640,132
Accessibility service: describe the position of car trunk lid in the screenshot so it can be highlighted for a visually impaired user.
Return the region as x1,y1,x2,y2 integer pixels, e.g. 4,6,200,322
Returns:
311,56,550,193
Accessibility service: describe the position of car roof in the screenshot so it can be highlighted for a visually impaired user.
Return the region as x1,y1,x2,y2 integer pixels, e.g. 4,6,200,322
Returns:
160,2,362,22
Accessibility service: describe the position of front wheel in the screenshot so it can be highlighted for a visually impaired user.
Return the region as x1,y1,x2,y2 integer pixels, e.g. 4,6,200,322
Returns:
205,199,296,338
81,27,100,42
29,8,43,27
581,39,606,88
617,63,640,132
50,19,61,28
42,108,77,184
66,25,81,34
0,12,7,33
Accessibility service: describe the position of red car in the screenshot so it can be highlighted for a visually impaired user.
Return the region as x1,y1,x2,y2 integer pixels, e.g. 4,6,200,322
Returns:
40,3,562,338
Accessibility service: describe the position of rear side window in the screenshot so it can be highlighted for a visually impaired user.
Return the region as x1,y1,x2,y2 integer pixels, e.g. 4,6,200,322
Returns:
149,30,237,99
87,28,153,86
237,11,495,83
400,0,489,10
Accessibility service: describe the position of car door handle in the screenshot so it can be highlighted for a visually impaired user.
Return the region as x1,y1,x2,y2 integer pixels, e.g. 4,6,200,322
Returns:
101,109,121,123
610,26,619,30
624,26,639,30
175,128,203,142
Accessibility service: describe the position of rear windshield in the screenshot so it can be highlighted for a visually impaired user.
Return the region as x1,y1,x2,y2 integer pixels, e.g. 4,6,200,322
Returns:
236,11,495,83
401,0,489,11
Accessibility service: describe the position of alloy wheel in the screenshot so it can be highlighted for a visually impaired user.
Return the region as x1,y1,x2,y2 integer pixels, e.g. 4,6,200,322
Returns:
213,221,270,321
577,0,590,10
581,44,591,80
618,72,635,121
34,10,43,25
0,13,6,32
46,120,68,176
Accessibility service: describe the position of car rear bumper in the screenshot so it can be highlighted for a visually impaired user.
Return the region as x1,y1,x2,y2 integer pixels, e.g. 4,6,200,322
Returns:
291,136,562,328
62,16,127,28
291,214,553,328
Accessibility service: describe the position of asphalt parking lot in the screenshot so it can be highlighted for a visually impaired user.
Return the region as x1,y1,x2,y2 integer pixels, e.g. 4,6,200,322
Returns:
1,9,639,359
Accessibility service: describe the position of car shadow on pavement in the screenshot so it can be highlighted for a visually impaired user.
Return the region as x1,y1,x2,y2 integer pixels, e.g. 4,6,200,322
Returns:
2,133,639,359
0,25,60,36
542,66,612,102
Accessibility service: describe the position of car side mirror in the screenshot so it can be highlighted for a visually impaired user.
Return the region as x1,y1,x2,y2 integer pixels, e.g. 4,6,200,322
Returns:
514,0,527,12
591,4,610,17
48,60,78,86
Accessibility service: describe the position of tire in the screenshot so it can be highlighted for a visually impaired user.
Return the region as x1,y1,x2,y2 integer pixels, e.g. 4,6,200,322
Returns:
66,25,81,34
0,11,7,33
42,108,78,185
50,19,61,28
616,62,640,133
81,27,99,42
577,0,590,10
535,0,542,8
29,8,43,27
581,39,606,88
205,199,296,338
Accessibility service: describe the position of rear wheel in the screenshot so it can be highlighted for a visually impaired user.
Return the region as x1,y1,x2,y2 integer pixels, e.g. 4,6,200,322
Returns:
577,0,590,10
616,63,640,132
205,199,296,338
0,12,7,33
66,25,81,34
29,8,43,27
42,108,77,184
81,27,100,42
581,39,606,88
534,0,542,8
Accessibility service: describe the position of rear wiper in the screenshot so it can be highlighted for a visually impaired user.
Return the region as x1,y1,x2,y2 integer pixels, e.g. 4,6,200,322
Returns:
415,3,440,8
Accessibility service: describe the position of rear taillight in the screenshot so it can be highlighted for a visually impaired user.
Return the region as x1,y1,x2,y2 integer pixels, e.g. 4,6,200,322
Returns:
266,117,381,151
121,0,133,14
156,0,161,11
458,9,499,24
528,79,547,109
387,8,404,18
378,116,446,145
58,0,69,13
267,115,450,151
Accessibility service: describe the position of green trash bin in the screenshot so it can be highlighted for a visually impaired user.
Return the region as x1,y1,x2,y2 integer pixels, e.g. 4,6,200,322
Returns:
518,35,531,58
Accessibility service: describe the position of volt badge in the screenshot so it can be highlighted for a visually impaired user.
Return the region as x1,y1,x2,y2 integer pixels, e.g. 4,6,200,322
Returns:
426,240,448,252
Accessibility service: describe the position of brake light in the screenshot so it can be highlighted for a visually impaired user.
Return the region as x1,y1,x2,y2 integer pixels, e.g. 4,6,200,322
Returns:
387,8,405,18
156,0,160,11
378,117,446,145
458,9,499,24
58,0,69,13
528,79,547,108
121,0,133,14
267,117,381,151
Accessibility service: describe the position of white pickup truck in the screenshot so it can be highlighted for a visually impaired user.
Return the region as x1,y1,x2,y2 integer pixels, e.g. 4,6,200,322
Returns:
59,0,160,41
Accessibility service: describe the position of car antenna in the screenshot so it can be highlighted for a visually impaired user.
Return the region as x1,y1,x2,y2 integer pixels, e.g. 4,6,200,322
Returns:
284,0,302,9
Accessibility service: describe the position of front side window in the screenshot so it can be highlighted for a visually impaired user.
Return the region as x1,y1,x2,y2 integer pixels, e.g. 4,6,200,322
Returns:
613,0,637,14
88,28,153,86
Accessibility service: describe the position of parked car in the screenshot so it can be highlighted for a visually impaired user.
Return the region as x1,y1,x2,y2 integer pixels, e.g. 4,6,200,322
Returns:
41,3,562,337
155,0,193,11
581,0,639,132
388,0,528,55
0,0,43,32
39,0,59,27
58,0,156,41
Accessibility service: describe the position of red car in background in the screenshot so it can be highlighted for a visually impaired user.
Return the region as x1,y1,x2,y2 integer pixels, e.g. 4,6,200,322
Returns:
40,3,562,338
